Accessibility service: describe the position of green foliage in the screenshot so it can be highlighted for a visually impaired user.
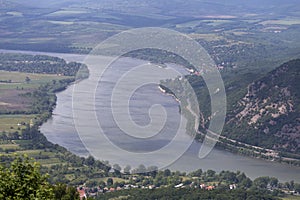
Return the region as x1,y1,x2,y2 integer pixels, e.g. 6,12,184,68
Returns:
123,165,131,174
224,59,300,155
107,178,113,186
0,155,54,200
189,169,202,177
100,187,279,200
0,53,88,77
125,48,193,69
53,183,79,200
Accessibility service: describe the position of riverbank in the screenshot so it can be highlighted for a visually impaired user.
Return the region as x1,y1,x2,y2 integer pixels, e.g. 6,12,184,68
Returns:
0,49,299,182
158,83,300,167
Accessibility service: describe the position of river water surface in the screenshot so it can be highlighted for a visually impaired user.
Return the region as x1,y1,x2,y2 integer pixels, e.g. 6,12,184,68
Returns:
1,49,299,182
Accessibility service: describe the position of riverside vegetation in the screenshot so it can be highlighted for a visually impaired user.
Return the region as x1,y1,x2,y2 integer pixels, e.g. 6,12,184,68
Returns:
0,0,300,199
159,59,300,166
1,0,300,164
0,53,299,199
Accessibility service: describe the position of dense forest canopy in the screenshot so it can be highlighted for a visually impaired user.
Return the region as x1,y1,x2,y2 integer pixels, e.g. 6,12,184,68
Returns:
0,53,86,76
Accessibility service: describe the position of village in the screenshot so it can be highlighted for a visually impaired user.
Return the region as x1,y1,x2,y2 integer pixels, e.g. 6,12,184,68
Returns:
74,169,300,199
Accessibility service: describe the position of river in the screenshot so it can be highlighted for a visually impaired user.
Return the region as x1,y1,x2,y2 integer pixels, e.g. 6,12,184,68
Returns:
1,49,300,182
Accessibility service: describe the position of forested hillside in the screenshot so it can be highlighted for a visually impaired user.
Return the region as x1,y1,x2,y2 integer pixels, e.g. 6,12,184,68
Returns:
223,59,300,156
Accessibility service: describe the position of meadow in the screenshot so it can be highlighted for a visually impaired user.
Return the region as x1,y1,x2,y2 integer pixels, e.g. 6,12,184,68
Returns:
0,67,74,167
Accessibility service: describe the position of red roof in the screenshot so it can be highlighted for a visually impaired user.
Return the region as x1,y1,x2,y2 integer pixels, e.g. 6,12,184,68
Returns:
77,188,86,199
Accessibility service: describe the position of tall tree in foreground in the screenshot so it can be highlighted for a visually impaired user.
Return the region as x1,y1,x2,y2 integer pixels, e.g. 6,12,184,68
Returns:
0,155,54,200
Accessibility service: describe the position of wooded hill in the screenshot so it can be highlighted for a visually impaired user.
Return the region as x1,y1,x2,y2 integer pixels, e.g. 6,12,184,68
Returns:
223,59,300,156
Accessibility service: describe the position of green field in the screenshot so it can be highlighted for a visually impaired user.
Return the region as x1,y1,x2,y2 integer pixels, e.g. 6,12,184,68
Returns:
97,177,129,183
47,9,89,17
0,70,71,112
0,114,36,133
0,143,20,150
260,18,300,26
0,70,70,91
0,68,72,164
0,58,99,186
0,70,70,84
282,195,300,200
188,33,224,41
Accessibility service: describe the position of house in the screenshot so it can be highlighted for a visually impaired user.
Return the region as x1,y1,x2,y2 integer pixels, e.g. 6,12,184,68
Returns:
116,187,122,191
131,185,138,188
148,185,156,189
229,184,237,190
124,184,131,189
206,185,215,190
175,183,184,188
187,68,195,73
77,187,87,200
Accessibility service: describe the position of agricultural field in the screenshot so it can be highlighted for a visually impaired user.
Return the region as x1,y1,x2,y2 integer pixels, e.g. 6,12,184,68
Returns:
0,70,71,112
0,69,71,158
260,18,300,26
282,195,300,200
0,114,36,133
96,177,129,184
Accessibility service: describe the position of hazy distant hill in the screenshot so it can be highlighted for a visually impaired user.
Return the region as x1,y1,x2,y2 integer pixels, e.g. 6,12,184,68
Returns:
0,0,299,54
4,0,300,17
224,59,300,155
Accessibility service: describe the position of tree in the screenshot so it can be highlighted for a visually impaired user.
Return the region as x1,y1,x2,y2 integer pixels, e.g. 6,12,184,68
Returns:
290,180,295,190
63,187,79,200
134,164,147,174
190,169,202,177
123,165,131,174
86,180,98,188
113,164,122,174
163,169,171,177
253,177,270,189
25,76,31,83
269,177,278,188
240,178,252,189
285,182,291,190
107,178,113,186
53,183,79,200
206,169,216,178
294,183,300,193
85,156,95,166
147,166,158,177
53,183,67,200
0,155,54,199
237,172,247,183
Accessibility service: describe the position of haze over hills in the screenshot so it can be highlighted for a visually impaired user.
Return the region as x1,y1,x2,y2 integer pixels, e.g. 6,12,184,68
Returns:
2,0,300,24
5,0,300,16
